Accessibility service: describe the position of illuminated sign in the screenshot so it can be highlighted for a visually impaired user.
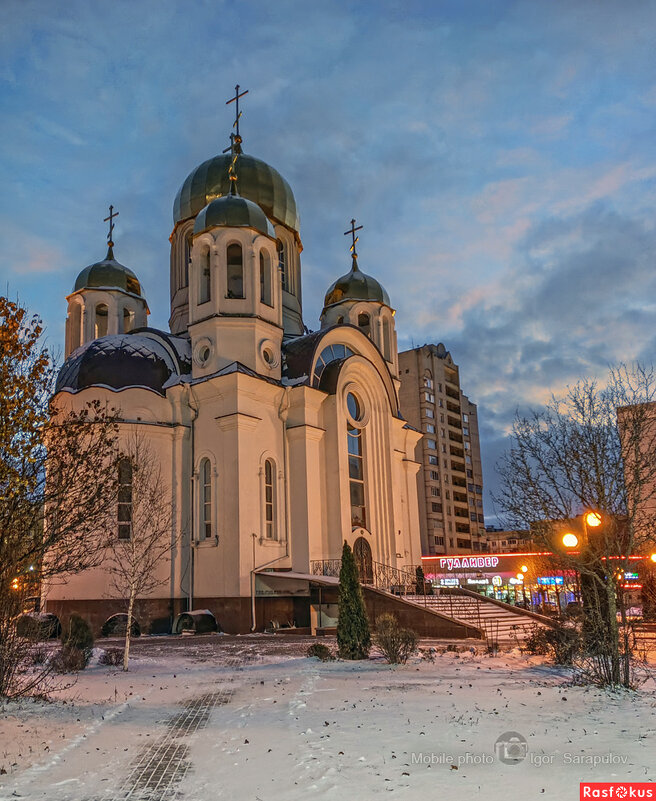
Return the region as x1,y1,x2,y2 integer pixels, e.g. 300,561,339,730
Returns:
537,576,564,585
467,578,489,585
439,556,499,571
439,578,460,586
492,575,502,587
624,572,639,580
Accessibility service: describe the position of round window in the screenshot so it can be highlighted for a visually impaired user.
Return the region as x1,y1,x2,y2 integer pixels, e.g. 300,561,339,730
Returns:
199,345,211,363
346,392,362,422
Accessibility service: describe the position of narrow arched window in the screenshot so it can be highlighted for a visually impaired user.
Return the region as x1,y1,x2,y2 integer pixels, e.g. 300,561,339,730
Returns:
201,458,212,539
226,243,244,298
260,250,272,306
264,459,276,539
382,318,391,361
199,246,211,304
117,458,133,540
95,303,108,338
346,392,366,528
123,307,135,333
277,239,288,293
68,303,82,351
357,312,370,338
183,231,192,288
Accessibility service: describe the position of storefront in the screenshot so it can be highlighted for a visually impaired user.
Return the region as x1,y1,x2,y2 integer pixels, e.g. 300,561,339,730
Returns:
421,552,578,610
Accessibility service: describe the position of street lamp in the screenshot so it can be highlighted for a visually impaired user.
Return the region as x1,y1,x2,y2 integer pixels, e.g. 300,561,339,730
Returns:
585,511,602,528
562,532,579,548
650,553,656,564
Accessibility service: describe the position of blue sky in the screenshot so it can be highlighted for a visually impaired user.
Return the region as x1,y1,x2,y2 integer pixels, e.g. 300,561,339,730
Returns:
2,0,656,519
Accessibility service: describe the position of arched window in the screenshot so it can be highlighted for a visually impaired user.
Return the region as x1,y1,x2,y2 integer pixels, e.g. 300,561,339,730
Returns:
357,312,371,338
199,245,211,304
423,370,433,390
382,318,392,361
183,231,192,288
260,250,272,306
311,344,355,387
94,303,108,338
264,459,276,539
346,392,366,528
123,307,135,333
200,458,212,539
68,303,82,352
226,243,244,298
117,458,133,540
277,239,288,292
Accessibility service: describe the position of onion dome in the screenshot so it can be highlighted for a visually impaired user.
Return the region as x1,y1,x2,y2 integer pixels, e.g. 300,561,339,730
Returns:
74,246,142,297
323,254,391,309
193,188,275,239
55,331,191,396
173,152,299,233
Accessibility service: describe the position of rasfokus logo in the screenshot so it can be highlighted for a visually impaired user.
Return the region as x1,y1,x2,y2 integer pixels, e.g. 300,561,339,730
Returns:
580,784,654,799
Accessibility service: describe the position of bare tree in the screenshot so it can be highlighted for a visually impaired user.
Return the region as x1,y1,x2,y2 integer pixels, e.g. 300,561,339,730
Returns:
106,434,176,671
494,365,656,687
1,297,120,697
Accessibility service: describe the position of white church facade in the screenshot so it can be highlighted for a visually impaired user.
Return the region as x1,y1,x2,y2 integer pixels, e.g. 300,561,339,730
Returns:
44,121,432,635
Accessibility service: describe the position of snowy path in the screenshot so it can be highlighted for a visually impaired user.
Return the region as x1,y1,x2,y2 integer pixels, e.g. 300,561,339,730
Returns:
1,637,655,801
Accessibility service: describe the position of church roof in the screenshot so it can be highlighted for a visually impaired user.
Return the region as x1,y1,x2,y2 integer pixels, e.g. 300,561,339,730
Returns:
56,329,191,396
173,152,299,233
193,192,275,239
323,255,390,309
73,246,142,297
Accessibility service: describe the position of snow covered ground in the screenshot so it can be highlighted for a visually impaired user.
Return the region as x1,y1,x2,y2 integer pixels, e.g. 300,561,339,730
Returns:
0,635,654,801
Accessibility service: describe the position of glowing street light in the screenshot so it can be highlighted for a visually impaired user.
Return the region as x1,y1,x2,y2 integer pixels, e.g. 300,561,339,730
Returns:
562,532,579,548
650,553,656,564
585,511,602,528
516,573,524,581
521,565,528,573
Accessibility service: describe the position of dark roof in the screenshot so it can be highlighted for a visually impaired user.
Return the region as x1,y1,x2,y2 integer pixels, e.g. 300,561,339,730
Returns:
282,330,325,384
55,329,191,396
74,246,142,297
193,193,275,239
323,255,390,309
173,152,299,232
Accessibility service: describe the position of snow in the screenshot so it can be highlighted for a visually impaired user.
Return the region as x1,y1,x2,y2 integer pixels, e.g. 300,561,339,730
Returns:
0,635,654,800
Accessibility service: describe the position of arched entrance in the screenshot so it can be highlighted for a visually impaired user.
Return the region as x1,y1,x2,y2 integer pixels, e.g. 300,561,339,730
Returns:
353,537,373,584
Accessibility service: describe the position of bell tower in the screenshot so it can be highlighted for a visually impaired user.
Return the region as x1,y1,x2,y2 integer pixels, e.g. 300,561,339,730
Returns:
65,206,148,357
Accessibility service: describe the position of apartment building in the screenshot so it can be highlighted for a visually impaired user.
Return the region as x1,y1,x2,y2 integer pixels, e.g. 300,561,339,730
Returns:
398,343,485,556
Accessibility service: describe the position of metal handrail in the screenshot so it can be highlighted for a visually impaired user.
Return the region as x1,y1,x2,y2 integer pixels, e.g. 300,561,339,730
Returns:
310,558,418,594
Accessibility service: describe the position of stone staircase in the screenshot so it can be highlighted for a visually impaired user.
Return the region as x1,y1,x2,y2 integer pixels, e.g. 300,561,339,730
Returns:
403,589,558,644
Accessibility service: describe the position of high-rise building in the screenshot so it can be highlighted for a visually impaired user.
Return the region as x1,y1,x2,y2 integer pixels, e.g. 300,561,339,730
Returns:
398,343,485,556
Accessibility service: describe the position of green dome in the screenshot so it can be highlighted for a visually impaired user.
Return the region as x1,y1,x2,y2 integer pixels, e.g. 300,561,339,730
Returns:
323,256,391,308
193,192,275,239
74,247,142,297
174,152,299,233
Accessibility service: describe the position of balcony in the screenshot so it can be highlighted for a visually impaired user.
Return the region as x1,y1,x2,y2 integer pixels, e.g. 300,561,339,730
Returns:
447,416,461,429
451,460,466,474
446,401,461,414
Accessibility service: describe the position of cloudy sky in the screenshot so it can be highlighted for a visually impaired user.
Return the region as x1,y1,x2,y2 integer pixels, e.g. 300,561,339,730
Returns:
2,0,655,518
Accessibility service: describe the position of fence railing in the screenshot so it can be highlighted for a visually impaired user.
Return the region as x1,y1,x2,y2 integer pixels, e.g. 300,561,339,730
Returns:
310,558,419,594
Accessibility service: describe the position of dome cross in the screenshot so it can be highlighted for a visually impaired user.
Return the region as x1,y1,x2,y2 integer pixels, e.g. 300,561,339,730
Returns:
104,204,119,248
226,84,248,144
344,218,363,258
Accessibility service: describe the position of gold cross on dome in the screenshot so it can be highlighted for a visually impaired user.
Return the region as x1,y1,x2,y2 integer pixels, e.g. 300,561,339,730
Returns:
104,205,119,247
226,84,248,140
344,218,363,256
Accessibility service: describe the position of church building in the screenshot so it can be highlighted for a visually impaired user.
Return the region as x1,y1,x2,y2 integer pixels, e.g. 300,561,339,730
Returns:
44,99,427,635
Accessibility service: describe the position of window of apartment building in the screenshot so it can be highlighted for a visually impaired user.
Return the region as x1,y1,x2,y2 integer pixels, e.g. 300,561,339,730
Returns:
424,375,433,389
429,470,439,481
466,455,472,464
427,439,437,450
447,505,452,515
475,485,482,494
463,413,468,422
428,455,438,465
440,414,445,423
457,538,470,549
470,512,477,522
476,499,483,508
435,536,445,546
473,542,481,552
445,490,450,499
449,537,454,546
432,503,442,513
425,408,434,419
467,483,474,492
463,426,469,436
441,444,447,453
443,458,448,467
478,514,485,523
424,392,434,402
438,383,442,392
430,487,440,497
426,424,435,434
465,441,470,450
441,428,446,437
438,399,444,407
467,469,473,478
